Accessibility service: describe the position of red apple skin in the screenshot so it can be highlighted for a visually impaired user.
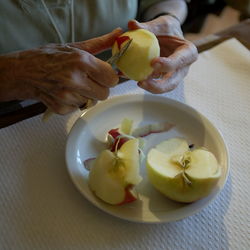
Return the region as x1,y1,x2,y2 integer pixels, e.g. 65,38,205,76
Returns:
92,185,137,206
118,185,137,205
108,128,120,139
116,36,130,50
108,128,129,152
111,137,129,152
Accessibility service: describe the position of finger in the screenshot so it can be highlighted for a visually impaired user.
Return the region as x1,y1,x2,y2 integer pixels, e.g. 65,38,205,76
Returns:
50,89,89,106
128,16,184,37
38,91,77,115
151,38,198,73
79,52,119,87
66,70,111,100
128,19,162,34
69,28,123,55
40,51,119,89
138,66,189,94
79,99,97,110
35,86,88,112
128,19,146,30
33,65,113,100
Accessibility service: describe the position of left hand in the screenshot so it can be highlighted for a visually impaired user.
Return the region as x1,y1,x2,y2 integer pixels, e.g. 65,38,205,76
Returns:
128,15,198,93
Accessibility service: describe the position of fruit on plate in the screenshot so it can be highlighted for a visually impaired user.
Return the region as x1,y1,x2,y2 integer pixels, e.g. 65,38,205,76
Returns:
86,118,175,205
146,138,221,203
88,138,142,205
112,29,160,81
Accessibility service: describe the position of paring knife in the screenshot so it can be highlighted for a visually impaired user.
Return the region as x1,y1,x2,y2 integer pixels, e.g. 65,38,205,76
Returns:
106,39,132,65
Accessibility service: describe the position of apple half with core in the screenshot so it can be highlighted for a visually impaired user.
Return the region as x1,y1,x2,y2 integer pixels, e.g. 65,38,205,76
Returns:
88,138,142,205
112,29,160,81
146,138,221,203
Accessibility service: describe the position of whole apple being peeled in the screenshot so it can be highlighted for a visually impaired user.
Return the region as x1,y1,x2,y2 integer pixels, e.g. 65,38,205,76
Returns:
88,138,142,205
146,138,221,203
112,29,160,81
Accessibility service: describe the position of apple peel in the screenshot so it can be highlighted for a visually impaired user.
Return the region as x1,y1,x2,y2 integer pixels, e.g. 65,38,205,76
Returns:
131,122,175,138
83,157,96,171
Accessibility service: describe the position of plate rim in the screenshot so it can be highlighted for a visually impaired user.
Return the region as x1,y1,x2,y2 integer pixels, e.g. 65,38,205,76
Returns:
65,94,230,223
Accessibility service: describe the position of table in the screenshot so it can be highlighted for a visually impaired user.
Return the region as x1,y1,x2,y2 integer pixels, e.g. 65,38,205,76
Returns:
0,19,249,129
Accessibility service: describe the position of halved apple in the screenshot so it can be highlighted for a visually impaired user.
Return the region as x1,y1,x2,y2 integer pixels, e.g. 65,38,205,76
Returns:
146,138,221,203
112,29,160,81
88,138,142,205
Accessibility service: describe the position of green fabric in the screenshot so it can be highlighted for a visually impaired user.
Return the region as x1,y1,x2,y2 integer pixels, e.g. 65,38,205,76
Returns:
0,0,181,55
2,0,249,55
0,0,140,54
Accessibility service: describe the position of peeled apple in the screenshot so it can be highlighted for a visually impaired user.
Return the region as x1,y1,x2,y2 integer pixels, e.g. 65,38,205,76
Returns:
112,29,160,81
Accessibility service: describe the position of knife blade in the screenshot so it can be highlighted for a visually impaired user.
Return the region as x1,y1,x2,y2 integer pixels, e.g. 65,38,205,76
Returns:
106,39,132,65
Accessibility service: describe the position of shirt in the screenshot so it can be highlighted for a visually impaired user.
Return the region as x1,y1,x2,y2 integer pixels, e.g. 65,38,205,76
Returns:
0,0,162,54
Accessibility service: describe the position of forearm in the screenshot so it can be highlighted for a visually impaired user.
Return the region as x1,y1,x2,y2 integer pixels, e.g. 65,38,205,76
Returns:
141,0,188,24
0,55,22,102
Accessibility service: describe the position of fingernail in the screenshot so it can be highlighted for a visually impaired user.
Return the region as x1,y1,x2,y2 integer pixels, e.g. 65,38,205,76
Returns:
153,63,162,71
128,19,137,24
152,72,161,79
113,27,123,33
137,81,146,87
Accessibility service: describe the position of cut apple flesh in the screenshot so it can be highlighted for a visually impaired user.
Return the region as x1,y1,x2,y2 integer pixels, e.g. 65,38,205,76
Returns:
117,138,142,185
155,137,189,156
146,138,221,203
88,139,141,205
112,29,160,81
185,149,221,178
89,150,125,204
120,118,133,135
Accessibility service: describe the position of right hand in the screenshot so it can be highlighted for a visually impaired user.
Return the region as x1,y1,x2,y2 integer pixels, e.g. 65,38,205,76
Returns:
0,28,122,114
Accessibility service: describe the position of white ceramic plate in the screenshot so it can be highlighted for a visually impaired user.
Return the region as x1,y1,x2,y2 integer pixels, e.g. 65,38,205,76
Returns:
66,94,229,223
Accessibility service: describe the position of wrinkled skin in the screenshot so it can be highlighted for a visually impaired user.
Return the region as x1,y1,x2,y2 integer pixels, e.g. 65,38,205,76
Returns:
0,28,122,114
128,15,198,93
0,16,198,115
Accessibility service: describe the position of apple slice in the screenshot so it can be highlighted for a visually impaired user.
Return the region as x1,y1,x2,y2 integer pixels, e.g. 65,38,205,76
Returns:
112,29,160,81
117,138,142,185
88,138,142,205
146,138,221,203
120,118,133,135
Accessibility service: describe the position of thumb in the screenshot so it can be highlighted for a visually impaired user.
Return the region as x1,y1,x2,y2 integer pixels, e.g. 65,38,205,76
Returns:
128,19,160,34
128,19,147,30
69,28,123,54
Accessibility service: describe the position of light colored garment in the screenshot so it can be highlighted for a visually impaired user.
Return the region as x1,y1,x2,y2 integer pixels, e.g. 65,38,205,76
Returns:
0,0,165,54
0,0,140,54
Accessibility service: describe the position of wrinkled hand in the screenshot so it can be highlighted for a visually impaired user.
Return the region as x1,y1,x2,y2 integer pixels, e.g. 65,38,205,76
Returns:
0,28,122,114
128,16,198,93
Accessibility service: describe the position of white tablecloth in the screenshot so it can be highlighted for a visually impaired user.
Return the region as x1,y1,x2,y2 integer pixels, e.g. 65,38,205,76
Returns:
0,38,249,250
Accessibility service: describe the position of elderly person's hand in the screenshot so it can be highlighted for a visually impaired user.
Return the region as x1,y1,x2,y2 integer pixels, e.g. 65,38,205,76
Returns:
128,15,198,93
0,28,122,114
